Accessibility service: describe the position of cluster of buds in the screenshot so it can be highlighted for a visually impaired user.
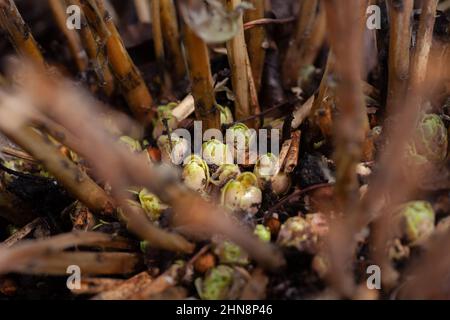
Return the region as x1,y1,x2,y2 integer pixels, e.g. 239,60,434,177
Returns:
221,172,262,215
254,153,291,196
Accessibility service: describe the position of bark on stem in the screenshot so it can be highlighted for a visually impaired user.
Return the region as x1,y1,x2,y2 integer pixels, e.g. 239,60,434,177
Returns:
244,0,266,93
80,0,155,125
49,0,88,72
386,0,414,113
408,0,439,111
151,0,171,95
225,0,253,126
0,0,45,66
0,126,115,215
69,0,115,96
283,0,327,89
160,0,187,84
322,0,369,298
183,24,221,130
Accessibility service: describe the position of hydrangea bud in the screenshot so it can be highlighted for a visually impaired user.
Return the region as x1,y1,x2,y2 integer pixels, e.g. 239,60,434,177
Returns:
406,114,448,167
254,224,271,242
399,201,435,244
210,164,241,187
214,240,249,265
221,172,262,215
195,265,235,300
254,153,291,195
138,188,166,221
119,136,142,153
157,133,190,165
202,139,233,167
182,155,210,193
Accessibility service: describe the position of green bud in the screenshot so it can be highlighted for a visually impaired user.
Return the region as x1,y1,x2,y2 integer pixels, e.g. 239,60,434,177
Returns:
202,139,233,167
277,216,317,253
399,201,435,244
182,155,210,193
157,133,190,164
214,240,249,265
219,106,234,125
195,265,234,300
228,123,255,152
138,188,165,221
221,173,262,215
254,153,291,195
210,164,241,187
254,224,271,242
119,136,142,153
140,240,149,253
406,114,448,166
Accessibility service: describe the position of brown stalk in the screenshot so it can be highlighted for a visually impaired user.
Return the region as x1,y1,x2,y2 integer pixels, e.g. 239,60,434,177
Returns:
0,124,115,215
225,0,254,126
92,271,153,300
151,0,171,95
133,263,183,300
244,0,266,93
322,0,370,298
1,218,44,248
133,0,151,23
49,0,88,72
0,0,45,66
71,277,126,295
11,252,140,275
68,0,115,96
309,53,335,137
386,0,414,113
284,130,301,174
80,0,155,125
367,0,440,290
408,0,439,110
0,231,113,274
160,0,187,84
282,0,327,89
183,24,221,130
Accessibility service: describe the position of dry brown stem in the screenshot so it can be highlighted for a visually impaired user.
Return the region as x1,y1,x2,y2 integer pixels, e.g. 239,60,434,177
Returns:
386,0,414,113
160,0,187,84
0,0,45,66
92,271,153,299
321,0,370,298
283,0,327,89
244,0,266,92
225,0,253,125
80,0,155,124
49,0,88,72
183,24,221,130
69,0,115,96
